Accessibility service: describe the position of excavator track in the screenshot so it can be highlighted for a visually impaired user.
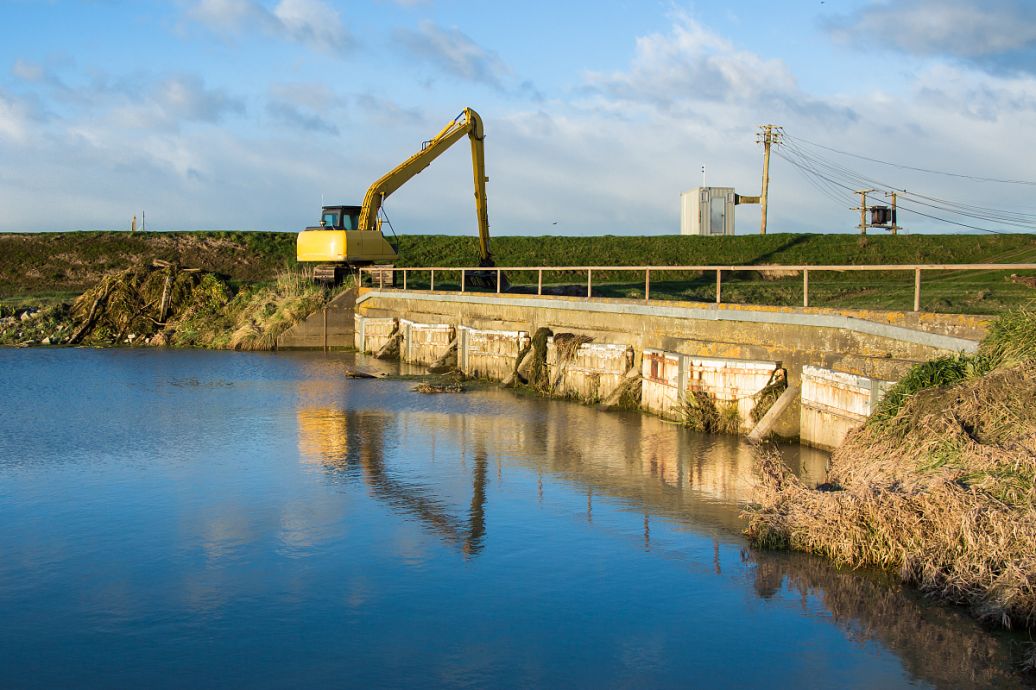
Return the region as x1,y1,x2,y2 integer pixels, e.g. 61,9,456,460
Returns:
313,264,348,285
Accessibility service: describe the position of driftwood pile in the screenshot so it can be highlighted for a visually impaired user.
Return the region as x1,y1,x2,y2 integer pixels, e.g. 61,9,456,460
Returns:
67,260,216,345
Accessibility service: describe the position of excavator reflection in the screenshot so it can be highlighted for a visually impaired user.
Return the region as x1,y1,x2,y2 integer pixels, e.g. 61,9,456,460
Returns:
297,407,487,556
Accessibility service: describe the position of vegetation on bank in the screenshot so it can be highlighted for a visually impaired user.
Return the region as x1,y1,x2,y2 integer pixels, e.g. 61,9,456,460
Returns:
3,231,1036,313
0,263,340,350
746,309,1036,663
0,231,296,300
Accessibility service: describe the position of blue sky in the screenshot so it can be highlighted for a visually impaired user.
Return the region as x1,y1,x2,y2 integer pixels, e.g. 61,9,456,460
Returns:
2,0,1035,235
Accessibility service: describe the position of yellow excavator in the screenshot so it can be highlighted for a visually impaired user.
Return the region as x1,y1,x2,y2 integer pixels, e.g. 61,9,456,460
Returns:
297,107,494,285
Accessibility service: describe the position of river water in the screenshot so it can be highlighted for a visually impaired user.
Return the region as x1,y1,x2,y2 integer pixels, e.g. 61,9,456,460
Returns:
0,348,1030,688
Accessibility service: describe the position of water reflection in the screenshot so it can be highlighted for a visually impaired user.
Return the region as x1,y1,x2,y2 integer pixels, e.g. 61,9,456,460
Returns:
297,407,488,556
295,381,1032,687
744,550,1030,689
298,397,828,537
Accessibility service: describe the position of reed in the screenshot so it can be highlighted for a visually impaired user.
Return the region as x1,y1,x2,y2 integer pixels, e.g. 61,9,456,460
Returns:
746,309,1036,653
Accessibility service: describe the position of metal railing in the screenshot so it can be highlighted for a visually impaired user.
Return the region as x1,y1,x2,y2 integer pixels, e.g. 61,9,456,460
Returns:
359,264,1036,313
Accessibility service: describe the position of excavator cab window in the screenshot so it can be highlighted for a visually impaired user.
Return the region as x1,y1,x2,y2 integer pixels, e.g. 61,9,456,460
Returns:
320,207,361,230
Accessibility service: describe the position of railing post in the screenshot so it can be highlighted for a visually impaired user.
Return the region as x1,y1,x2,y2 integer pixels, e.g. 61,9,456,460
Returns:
461,269,465,293
379,269,384,289
496,269,501,294
914,268,921,312
587,269,592,298
803,269,809,308
430,269,435,292
537,269,542,296
403,270,407,291
715,269,722,305
645,268,651,303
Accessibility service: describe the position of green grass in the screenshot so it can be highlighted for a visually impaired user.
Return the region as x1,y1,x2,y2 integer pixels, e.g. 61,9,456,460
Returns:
3,231,1036,314
869,309,1036,425
395,232,1036,267
393,233,1036,314
0,231,297,297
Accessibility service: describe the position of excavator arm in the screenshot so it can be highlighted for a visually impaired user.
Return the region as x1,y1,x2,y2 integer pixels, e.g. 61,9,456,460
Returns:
358,107,493,265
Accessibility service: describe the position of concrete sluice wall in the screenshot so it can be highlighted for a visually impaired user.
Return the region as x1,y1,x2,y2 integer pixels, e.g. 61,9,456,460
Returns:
641,350,780,430
545,340,634,402
801,366,895,451
354,315,398,354
458,326,530,380
352,291,981,448
401,320,455,367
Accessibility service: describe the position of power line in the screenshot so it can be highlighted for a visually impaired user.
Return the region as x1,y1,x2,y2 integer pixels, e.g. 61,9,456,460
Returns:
893,202,1010,235
775,131,1036,233
773,144,1035,234
783,132,1036,186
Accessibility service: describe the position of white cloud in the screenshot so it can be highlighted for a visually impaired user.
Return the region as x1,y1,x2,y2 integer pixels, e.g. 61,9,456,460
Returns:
584,11,851,124
397,20,509,88
188,0,271,31
273,0,349,50
187,0,351,54
12,59,45,82
828,0,1036,72
0,91,37,144
4,8,1036,237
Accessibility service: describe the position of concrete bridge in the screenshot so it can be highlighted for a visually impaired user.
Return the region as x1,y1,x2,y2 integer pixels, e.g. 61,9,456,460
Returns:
276,263,1022,450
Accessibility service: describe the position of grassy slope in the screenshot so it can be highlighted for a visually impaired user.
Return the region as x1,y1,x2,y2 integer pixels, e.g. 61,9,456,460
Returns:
396,233,1036,313
396,232,1036,267
3,231,1035,312
0,231,296,300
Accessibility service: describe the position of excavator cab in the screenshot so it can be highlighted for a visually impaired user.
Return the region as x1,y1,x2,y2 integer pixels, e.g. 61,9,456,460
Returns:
319,205,361,230
298,205,398,284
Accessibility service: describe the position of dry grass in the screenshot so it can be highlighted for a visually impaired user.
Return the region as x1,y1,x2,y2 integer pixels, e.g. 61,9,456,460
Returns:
746,310,1036,663
413,382,464,394
552,332,593,362
750,370,788,424
682,391,743,434
225,267,329,351
746,363,1036,632
41,263,337,350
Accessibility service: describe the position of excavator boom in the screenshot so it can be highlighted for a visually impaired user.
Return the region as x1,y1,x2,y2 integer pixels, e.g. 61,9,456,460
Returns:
358,107,491,264
297,107,493,277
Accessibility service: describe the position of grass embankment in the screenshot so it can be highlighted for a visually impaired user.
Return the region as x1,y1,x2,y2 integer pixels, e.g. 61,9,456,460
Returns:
746,310,1036,664
3,231,1036,314
394,233,1036,314
0,231,295,303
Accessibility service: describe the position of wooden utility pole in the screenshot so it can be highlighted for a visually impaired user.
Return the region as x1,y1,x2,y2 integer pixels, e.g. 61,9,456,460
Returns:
884,191,900,235
756,124,782,235
853,189,875,235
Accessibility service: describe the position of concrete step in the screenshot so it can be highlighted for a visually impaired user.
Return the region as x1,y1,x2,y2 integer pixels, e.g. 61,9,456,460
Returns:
276,288,357,350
